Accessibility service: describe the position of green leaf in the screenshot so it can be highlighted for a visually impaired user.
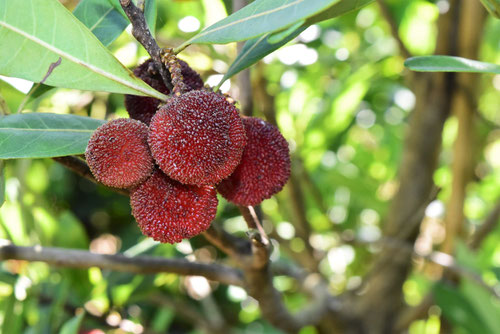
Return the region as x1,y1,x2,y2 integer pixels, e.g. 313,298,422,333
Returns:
267,20,305,44
1,295,23,334
144,0,158,36
23,0,136,109
0,161,4,208
0,79,26,114
220,0,375,82
220,27,305,83
21,83,55,108
0,113,105,159
178,0,340,47
492,267,500,281
480,0,500,18
404,56,500,74
59,311,85,334
0,0,167,99
461,279,500,334
306,0,375,24
73,0,129,47
433,282,494,334
152,308,174,332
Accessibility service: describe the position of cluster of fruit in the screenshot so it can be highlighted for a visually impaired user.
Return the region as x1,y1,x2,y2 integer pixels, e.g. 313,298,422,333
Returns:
85,58,291,243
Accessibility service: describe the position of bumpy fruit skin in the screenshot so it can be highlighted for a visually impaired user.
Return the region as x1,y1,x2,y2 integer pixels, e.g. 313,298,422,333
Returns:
124,59,203,125
124,59,169,125
179,59,204,91
217,117,291,206
85,118,154,189
130,169,218,244
148,90,247,186
178,59,204,90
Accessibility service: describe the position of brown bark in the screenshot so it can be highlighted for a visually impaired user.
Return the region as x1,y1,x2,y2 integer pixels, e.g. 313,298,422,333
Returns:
354,1,466,332
442,0,486,254
356,1,488,331
0,244,244,286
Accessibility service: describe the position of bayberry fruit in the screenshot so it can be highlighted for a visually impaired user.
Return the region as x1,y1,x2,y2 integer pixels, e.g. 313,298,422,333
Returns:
179,59,204,91
85,118,154,189
217,117,291,206
130,169,218,244
125,59,203,125
148,90,247,186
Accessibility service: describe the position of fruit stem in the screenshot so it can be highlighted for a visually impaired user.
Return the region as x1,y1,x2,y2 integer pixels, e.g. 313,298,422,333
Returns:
120,0,174,92
213,81,222,93
173,43,189,55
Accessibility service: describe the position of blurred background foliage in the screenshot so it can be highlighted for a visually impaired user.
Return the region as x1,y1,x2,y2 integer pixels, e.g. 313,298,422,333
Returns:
0,0,499,333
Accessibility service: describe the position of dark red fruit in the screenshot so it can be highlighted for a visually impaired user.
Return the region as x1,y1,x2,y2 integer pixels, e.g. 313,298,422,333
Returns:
130,169,218,244
85,118,154,189
148,90,247,186
179,59,204,91
124,59,169,125
125,59,203,125
217,117,291,206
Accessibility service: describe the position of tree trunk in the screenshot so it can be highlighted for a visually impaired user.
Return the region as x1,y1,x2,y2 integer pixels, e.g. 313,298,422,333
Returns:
354,1,486,332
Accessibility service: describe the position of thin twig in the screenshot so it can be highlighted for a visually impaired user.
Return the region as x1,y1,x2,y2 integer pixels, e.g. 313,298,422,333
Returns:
0,244,244,286
457,83,500,129
396,185,440,240
53,156,129,196
0,96,9,115
286,169,320,271
17,57,61,113
347,234,500,299
248,206,269,243
202,222,251,259
238,206,269,245
204,219,337,333
395,199,500,330
394,294,434,331
469,199,500,249
376,0,412,59
296,158,328,214
120,0,173,92
237,205,257,229
149,294,215,332
203,222,304,333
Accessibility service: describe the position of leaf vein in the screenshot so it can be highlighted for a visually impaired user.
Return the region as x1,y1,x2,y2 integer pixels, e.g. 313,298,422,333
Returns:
0,20,166,100
192,0,306,41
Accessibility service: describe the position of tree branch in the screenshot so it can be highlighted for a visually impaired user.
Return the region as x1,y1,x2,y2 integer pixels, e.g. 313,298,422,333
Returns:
395,198,500,330
252,67,319,272
377,238,500,299
202,222,251,259
54,155,332,332
469,199,500,250
119,0,173,92
0,244,244,287
376,0,411,59
353,0,466,329
53,156,129,196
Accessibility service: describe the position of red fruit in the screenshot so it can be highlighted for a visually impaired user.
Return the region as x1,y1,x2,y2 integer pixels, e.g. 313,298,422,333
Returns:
148,90,247,186
79,330,105,334
85,118,154,189
217,117,291,206
124,59,169,125
124,59,203,125
130,169,218,244
179,59,204,90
